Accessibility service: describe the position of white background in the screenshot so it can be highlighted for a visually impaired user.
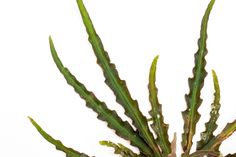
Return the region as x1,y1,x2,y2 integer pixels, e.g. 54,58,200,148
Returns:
0,0,236,156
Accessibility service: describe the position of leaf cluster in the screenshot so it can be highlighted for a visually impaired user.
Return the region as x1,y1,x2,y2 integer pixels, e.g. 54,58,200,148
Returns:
29,0,236,156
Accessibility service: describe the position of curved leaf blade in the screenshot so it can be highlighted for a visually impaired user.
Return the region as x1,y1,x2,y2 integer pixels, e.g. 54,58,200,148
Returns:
197,70,221,150
76,0,161,156
202,119,236,151
148,56,171,155
100,141,139,157
29,117,90,157
49,37,154,157
181,0,215,155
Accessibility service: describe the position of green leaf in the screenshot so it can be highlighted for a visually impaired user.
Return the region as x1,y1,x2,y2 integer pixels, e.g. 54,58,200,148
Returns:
100,141,139,157
197,70,221,150
181,0,215,156
148,56,171,155
28,117,90,157
202,119,236,151
49,37,154,157
76,0,161,156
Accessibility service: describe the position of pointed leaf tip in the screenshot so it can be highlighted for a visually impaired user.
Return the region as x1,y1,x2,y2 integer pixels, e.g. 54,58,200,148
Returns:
212,69,216,75
153,55,159,64
28,116,33,121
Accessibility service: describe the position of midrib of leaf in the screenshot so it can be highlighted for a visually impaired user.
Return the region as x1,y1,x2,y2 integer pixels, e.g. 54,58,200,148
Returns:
187,34,206,149
76,0,161,156
182,0,215,156
49,37,154,157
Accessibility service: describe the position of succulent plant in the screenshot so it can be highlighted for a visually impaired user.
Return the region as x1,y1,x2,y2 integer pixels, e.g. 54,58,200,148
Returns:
29,0,236,156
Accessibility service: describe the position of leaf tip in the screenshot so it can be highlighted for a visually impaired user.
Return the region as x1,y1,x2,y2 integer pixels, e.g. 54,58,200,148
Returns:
99,141,106,145
212,69,216,76
153,55,159,65
28,116,34,123
49,36,54,47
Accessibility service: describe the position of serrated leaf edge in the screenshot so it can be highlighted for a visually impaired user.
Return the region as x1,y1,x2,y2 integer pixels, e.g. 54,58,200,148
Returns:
49,37,154,157
76,0,161,156
181,0,215,156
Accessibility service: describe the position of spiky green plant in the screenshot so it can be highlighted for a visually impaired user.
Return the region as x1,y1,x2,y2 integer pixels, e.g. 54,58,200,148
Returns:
29,0,236,156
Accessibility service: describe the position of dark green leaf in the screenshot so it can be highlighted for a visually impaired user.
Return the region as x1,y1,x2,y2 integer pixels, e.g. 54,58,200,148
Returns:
29,117,90,157
76,0,161,156
197,70,221,150
49,37,154,157
182,0,215,156
148,56,171,155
